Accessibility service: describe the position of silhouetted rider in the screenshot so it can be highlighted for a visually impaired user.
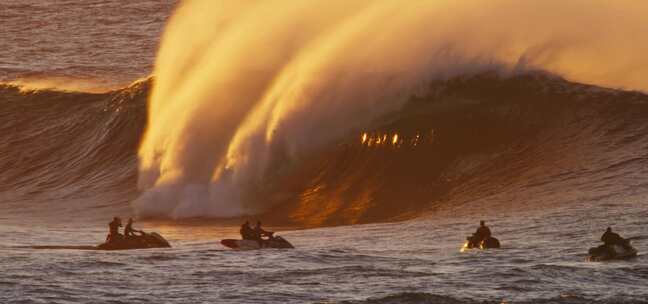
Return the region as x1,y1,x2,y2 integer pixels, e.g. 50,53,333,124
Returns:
253,221,274,246
474,220,491,243
601,227,630,249
107,217,123,242
124,218,143,238
240,221,255,240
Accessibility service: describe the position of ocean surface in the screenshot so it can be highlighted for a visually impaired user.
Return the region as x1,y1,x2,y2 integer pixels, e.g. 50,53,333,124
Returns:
1,201,647,304
1,1,648,303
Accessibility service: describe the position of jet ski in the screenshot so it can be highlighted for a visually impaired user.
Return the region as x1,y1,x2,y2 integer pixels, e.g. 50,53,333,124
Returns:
96,232,171,250
461,235,501,251
588,243,638,261
221,235,294,250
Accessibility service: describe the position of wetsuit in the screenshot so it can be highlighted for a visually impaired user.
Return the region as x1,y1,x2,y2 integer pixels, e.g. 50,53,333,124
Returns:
240,223,254,240
107,219,122,242
601,231,628,248
254,226,271,238
474,226,491,242
124,222,140,237
253,225,273,247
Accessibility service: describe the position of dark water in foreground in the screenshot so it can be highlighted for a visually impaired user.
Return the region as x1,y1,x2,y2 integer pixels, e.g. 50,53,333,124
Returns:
2,199,647,304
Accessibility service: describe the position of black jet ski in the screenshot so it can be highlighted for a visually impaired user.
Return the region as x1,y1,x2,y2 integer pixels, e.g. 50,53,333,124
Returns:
588,243,638,261
221,235,294,250
29,231,171,251
97,232,171,250
461,235,501,251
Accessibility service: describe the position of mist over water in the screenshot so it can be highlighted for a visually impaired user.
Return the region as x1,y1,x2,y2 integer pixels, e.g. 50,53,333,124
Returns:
135,0,648,219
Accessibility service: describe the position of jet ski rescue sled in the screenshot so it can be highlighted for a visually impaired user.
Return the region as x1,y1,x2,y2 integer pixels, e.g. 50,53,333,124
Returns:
588,243,638,261
97,232,171,250
221,235,294,250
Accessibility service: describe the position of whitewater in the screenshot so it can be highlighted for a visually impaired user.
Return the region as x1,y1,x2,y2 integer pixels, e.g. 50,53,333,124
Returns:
1,1,648,303
136,0,648,219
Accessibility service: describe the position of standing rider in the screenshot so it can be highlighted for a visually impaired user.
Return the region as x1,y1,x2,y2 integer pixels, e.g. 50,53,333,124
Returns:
107,217,123,242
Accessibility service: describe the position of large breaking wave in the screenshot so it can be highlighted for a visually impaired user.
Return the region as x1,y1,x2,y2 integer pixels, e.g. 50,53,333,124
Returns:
134,0,648,220
2,71,648,224
4,0,648,224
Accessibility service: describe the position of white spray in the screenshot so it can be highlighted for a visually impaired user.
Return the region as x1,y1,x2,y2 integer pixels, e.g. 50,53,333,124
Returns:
134,0,648,218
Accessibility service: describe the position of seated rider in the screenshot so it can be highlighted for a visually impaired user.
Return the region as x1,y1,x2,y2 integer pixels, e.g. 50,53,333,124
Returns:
472,220,492,245
240,221,255,240
601,227,630,250
106,217,123,242
124,218,143,238
254,221,274,244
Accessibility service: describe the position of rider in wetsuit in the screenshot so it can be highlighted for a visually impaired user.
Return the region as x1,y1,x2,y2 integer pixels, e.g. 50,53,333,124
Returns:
601,227,630,250
253,221,273,246
474,221,491,242
124,218,143,238
240,221,255,240
468,220,492,247
107,217,123,242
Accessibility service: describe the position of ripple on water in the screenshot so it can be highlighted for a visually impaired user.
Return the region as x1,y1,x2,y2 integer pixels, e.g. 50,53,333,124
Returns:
336,292,472,304
140,254,178,262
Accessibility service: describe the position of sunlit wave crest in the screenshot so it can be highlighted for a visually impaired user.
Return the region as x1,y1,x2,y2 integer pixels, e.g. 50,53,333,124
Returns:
134,0,648,219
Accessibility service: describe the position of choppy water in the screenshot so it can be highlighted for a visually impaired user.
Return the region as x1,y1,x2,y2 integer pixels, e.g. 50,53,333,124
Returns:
2,199,647,304
2,1,648,303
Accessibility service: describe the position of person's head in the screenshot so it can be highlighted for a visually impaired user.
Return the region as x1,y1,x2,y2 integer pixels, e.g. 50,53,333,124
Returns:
606,227,612,232
113,217,118,222
257,221,262,227
480,220,485,226
128,218,133,224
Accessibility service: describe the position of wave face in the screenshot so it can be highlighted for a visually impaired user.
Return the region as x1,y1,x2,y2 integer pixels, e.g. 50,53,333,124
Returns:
135,0,648,220
2,72,648,224
268,73,648,226
0,81,149,218
134,70,648,224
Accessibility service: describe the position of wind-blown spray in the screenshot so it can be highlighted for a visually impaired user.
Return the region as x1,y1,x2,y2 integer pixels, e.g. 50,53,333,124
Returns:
134,0,648,219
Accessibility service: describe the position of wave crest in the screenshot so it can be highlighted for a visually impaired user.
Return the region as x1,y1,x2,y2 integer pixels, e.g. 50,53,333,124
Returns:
135,0,648,219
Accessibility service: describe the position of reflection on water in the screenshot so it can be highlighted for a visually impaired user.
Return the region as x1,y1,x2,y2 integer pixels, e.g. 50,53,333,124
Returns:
359,130,435,149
